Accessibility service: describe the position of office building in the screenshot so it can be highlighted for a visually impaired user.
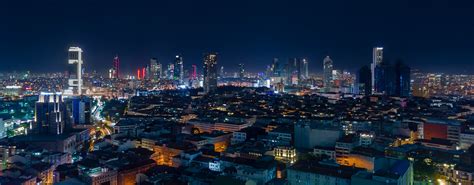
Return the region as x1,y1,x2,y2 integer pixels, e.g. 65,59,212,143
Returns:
66,96,91,125
323,56,333,87
67,47,83,95
395,60,411,97
174,55,184,83
294,122,343,149
374,61,396,95
358,65,372,95
287,58,299,85
203,53,218,93
34,92,68,135
150,58,161,81
113,56,120,79
301,58,309,79
238,63,245,79
371,47,383,93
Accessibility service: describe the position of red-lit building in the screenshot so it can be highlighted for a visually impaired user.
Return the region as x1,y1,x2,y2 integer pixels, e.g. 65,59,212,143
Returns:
419,118,461,144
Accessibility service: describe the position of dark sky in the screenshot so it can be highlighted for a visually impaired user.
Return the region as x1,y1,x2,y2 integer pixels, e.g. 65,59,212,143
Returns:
1,0,473,75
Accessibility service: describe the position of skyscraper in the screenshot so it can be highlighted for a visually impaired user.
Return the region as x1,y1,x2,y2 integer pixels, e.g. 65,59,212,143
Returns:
287,58,299,85
301,58,309,79
358,65,372,96
67,47,83,95
34,92,68,135
150,58,161,81
112,56,120,79
395,60,411,97
272,58,281,77
371,47,383,93
239,63,245,79
374,61,396,95
66,96,91,125
323,56,333,87
191,65,197,80
203,53,218,93
174,55,184,83
167,63,174,80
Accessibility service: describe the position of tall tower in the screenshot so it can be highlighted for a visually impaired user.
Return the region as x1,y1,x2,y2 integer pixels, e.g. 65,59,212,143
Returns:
371,47,383,93
191,65,197,80
238,63,245,79
203,53,218,93
150,58,160,81
174,55,184,83
113,56,120,79
68,47,83,95
287,58,299,85
301,58,309,79
272,58,280,77
323,56,333,87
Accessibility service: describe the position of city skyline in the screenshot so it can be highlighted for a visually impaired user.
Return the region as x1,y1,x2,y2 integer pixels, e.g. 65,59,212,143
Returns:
0,2,473,184
1,0,473,74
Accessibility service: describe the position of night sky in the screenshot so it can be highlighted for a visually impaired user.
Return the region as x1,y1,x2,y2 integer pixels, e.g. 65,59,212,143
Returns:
1,0,473,75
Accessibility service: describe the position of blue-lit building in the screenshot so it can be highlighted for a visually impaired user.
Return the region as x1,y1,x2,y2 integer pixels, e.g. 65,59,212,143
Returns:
66,96,91,125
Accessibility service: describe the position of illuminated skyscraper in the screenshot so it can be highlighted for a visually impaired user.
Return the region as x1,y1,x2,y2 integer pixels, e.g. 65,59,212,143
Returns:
167,63,174,80
34,92,67,135
150,58,161,81
323,56,333,87
203,53,218,93
113,56,120,79
67,47,83,95
174,55,184,83
371,47,383,93
191,65,197,80
272,58,281,77
301,58,309,79
287,58,299,85
239,63,245,79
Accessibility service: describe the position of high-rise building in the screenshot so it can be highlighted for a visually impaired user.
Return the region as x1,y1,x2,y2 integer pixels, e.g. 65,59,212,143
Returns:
287,58,299,85
358,65,372,96
371,47,383,93
174,55,184,83
34,92,68,135
67,47,83,95
395,60,411,97
191,65,197,80
238,63,245,79
323,56,333,87
374,61,396,95
150,58,161,81
272,58,280,77
112,56,120,79
167,63,174,80
66,96,91,125
203,53,218,93
301,58,309,79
